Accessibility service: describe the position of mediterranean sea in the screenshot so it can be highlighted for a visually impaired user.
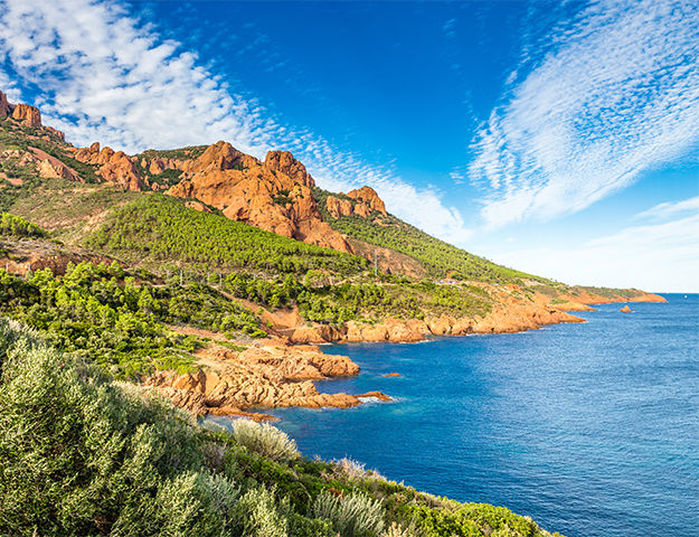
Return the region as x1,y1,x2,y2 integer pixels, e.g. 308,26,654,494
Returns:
223,295,699,537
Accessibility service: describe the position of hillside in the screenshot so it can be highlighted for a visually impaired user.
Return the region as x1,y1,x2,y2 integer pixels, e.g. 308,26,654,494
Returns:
0,88,668,537
0,319,565,537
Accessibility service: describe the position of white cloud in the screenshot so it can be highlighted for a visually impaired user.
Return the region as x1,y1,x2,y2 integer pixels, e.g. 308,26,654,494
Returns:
0,0,469,242
490,204,699,292
469,0,699,228
635,195,699,221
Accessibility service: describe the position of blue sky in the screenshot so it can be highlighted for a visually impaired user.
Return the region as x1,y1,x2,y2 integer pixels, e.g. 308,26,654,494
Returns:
0,0,697,291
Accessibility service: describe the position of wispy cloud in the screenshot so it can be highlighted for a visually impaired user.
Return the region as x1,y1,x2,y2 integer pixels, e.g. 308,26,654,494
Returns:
635,195,699,221
0,0,470,242
469,0,699,228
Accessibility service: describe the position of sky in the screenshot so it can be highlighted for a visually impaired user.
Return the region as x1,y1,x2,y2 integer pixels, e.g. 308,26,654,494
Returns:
0,0,697,292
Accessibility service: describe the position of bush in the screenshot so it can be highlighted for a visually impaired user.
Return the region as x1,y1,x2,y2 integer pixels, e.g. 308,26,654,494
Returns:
382,522,418,537
232,419,300,463
313,490,385,537
0,317,240,536
235,486,289,537
333,457,368,479
0,211,47,238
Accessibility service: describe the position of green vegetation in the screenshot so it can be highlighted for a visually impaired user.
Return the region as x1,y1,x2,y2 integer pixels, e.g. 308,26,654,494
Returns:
0,318,564,537
88,194,369,276
313,491,385,537
136,145,209,161
314,188,545,283
232,420,300,463
225,273,492,324
0,212,47,238
0,119,100,184
0,261,266,379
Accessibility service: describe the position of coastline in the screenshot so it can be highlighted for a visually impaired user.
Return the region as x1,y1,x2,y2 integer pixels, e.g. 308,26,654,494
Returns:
150,288,666,420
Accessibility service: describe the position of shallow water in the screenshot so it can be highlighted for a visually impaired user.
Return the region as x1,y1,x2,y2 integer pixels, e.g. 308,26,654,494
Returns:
218,295,699,537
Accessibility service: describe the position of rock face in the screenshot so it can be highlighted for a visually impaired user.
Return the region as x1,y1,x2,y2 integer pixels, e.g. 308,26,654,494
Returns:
166,141,353,252
620,305,633,313
29,147,81,182
73,143,143,190
325,187,387,219
264,150,314,187
0,91,10,118
0,91,41,127
145,341,389,418
325,195,355,218
11,104,42,127
347,186,387,215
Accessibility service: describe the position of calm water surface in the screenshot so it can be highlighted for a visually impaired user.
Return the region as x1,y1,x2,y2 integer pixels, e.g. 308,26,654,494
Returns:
219,295,699,537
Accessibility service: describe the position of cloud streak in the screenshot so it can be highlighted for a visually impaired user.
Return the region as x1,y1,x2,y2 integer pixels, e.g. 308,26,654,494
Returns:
469,0,699,228
0,0,469,243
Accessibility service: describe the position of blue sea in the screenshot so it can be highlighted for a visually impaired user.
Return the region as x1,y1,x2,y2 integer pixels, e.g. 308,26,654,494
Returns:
227,295,699,537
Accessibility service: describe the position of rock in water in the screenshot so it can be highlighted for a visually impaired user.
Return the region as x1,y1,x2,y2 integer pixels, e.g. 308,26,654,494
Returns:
620,305,633,313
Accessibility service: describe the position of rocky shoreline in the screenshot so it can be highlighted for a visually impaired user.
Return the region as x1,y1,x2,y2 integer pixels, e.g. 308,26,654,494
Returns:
149,288,666,421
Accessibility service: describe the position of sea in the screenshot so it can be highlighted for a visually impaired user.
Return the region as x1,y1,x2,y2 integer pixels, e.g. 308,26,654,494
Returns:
217,294,699,537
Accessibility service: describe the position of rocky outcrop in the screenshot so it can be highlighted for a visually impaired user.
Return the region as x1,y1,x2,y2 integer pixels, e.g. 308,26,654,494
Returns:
0,91,42,127
0,91,10,118
264,150,314,188
28,147,82,182
145,341,388,418
166,141,352,252
325,187,388,219
620,305,633,313
347,186,387,215
11,104,42,127
73,143,143,190
325,195,354,218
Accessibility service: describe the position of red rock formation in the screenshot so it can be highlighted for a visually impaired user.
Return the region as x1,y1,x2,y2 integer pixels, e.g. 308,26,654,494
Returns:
166,141,352,252
265,150,314,187
325,187,388,219
11,104,42,127
73,143,143,190
620,305,633,313
347,186,387,215
30,147,82,182
0,91,10,118
144,342,388,418
325,195,354,218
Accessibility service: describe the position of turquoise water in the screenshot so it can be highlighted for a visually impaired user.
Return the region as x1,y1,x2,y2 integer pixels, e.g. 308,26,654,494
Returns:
227,295,698,537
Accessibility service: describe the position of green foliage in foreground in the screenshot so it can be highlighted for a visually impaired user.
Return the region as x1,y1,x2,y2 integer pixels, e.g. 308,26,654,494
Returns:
0,211,47,238
0,261,265,379
0,318,564,537
314,188,544,283
88,194,369,276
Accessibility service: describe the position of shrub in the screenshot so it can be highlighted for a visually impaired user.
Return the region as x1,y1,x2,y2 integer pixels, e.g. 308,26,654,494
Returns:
232,419,300,463
334,457,368,479
313,490,385,537
0,317,240,536
382,522,418,537
235,486,289,537
0,212,47,238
